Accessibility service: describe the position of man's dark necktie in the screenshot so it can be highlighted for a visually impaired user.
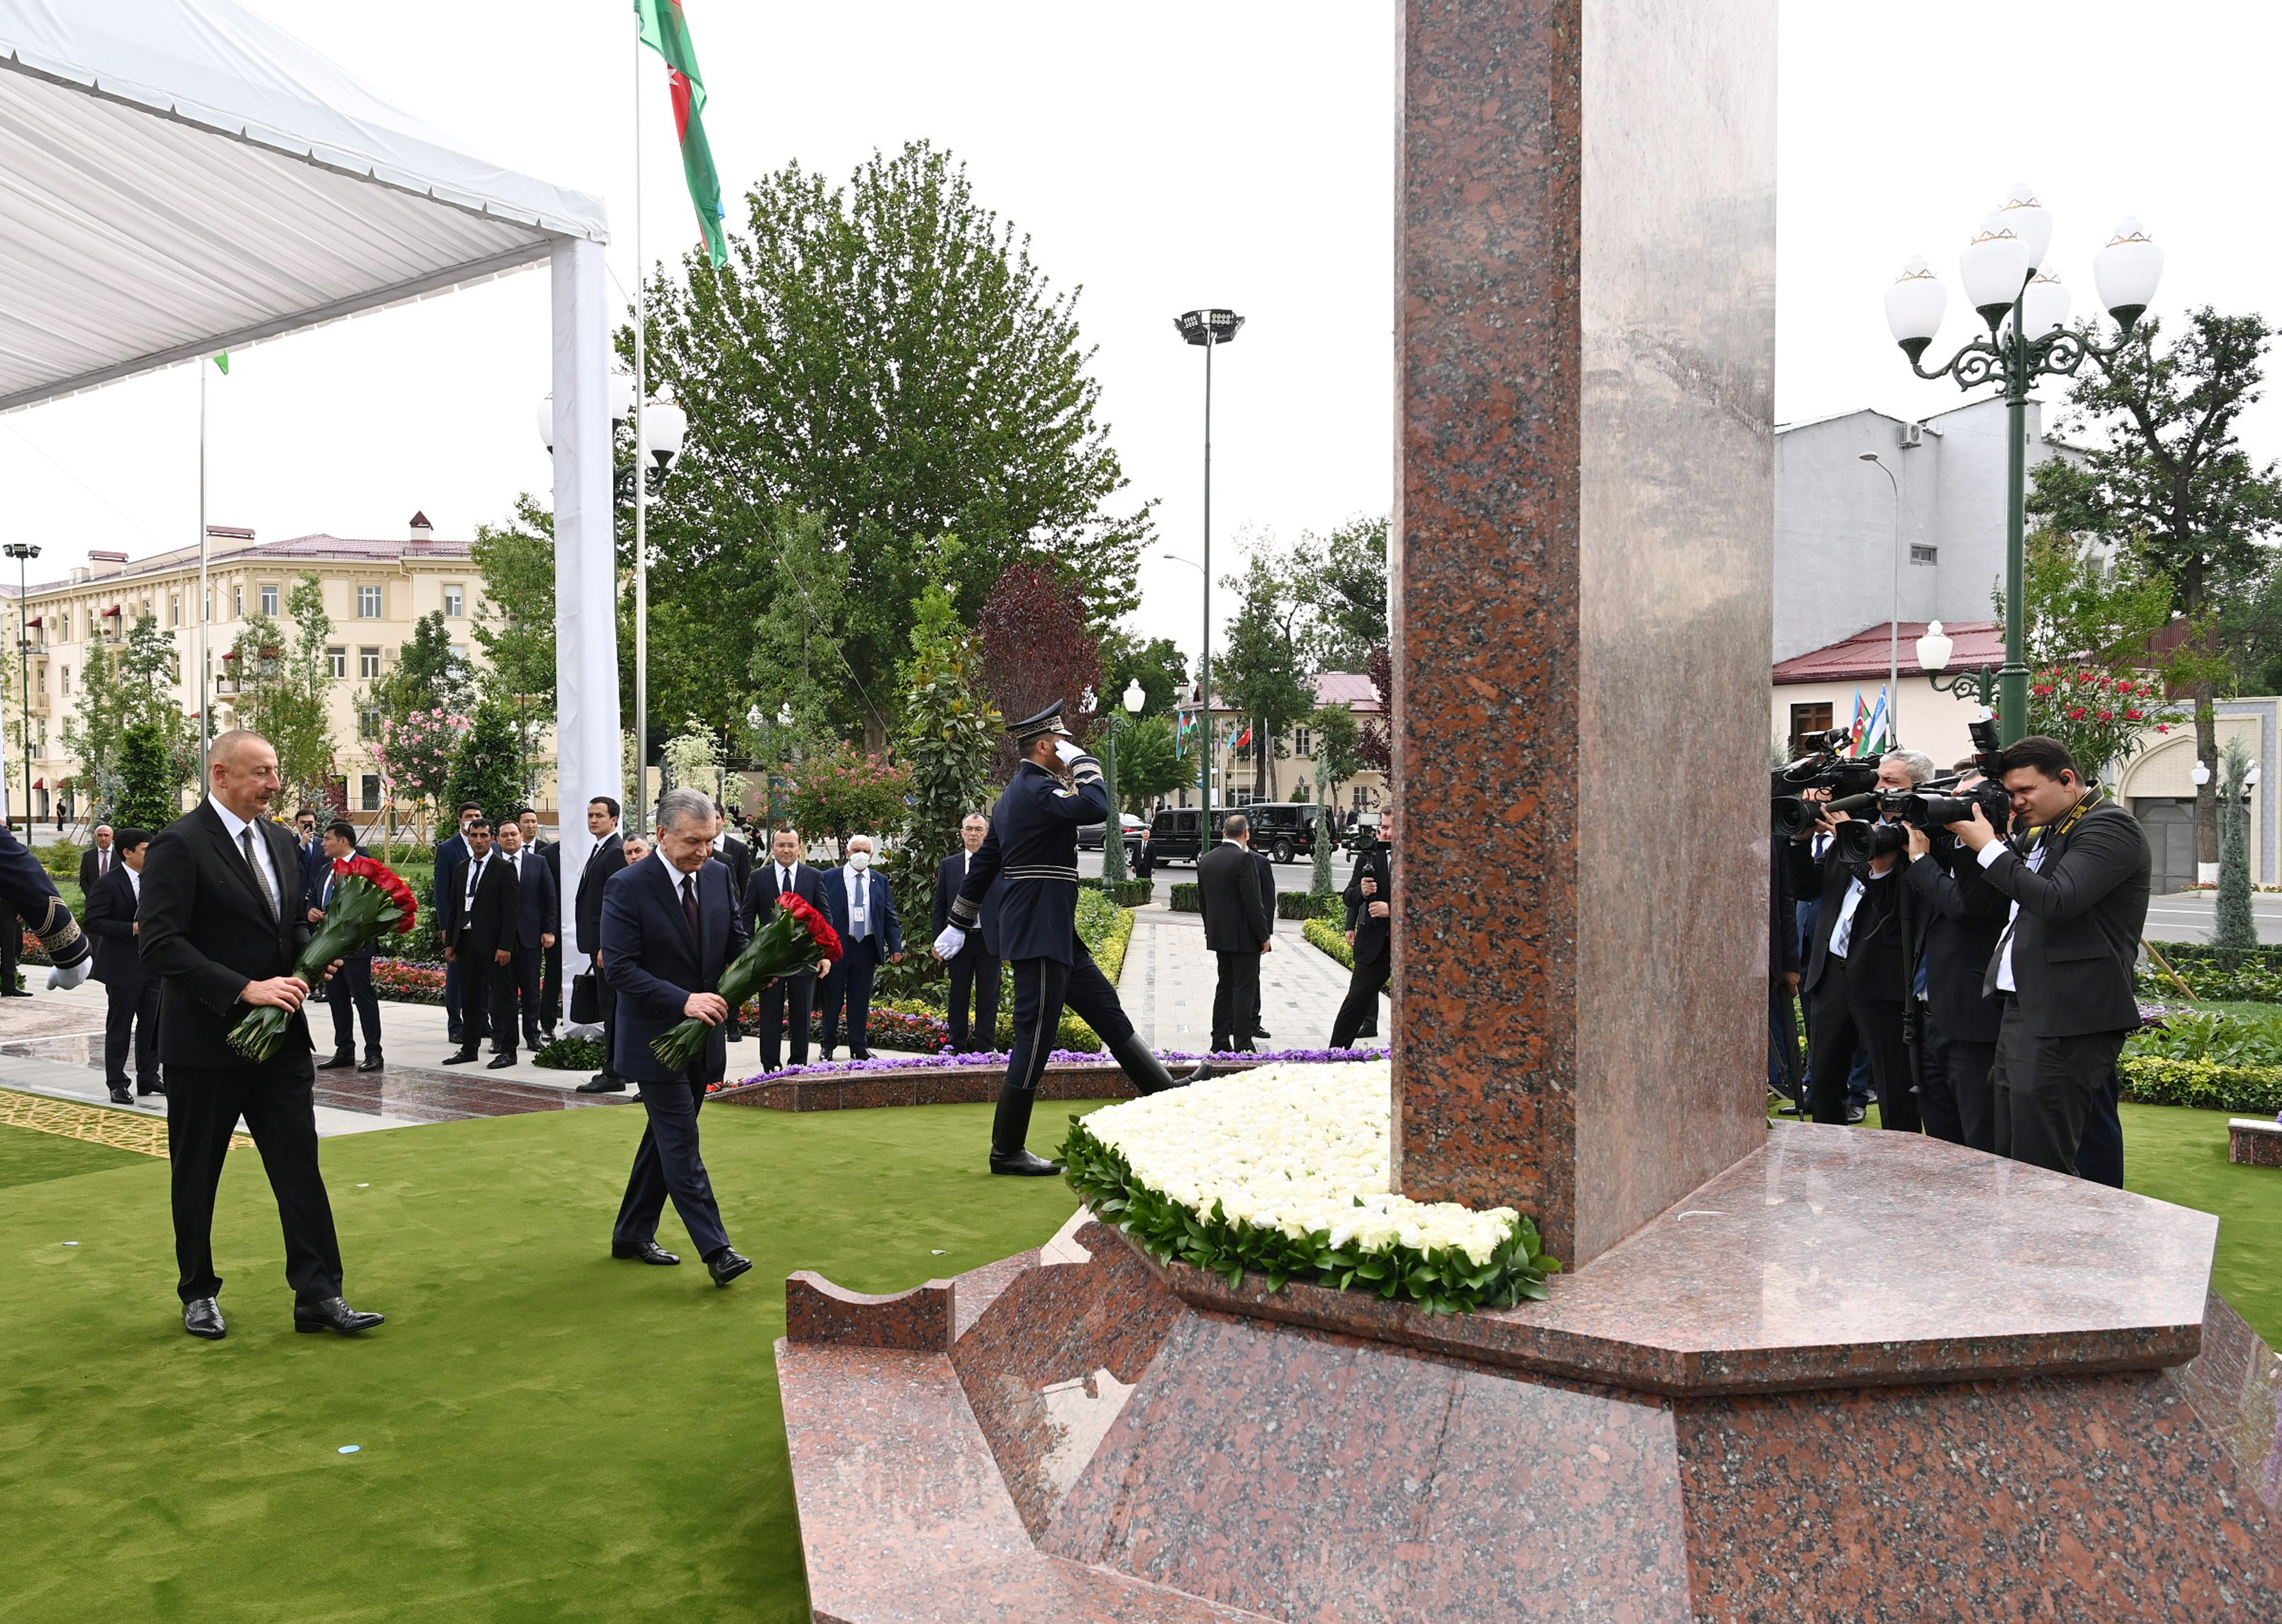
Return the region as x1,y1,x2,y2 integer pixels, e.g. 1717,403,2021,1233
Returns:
683,873,701,937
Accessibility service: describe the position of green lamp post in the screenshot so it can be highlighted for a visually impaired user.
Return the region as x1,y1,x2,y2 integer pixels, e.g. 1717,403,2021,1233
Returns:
1884,184,2165,744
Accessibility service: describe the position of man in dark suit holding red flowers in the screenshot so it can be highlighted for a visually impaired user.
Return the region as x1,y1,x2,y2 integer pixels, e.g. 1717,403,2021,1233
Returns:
305,820,383,1072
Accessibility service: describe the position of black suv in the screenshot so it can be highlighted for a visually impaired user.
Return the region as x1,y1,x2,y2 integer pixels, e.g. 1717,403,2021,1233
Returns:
1147,803,1326,865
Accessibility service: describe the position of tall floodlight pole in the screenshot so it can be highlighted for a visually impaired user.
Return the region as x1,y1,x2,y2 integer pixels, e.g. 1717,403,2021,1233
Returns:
4,543,38,836
198,355,211,787
1175,308,1243,825
1885,184,2166,745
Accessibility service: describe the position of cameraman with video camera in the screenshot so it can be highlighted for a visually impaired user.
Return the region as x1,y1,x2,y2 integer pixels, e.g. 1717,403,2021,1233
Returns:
1787,749,1937,1132
1943,735,2147,1185
1900,759,2011,1152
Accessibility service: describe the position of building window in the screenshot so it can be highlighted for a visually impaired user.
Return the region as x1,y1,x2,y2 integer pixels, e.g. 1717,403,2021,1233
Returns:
360,773,382,811
169,652,181,685
327,646,347,679
204,589,212,624
1293,726,1312,759
1787,701,1835,758
359,647,381,680
357,585,383,618
231,585,243,619
443,584,465,618
358,709,381,741
1910,544,1938,566
59,666,68,695
450,644,469,665
260,584,279,616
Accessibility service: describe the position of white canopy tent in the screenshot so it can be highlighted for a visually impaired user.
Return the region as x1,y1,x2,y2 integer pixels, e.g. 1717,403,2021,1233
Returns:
0,0,621,961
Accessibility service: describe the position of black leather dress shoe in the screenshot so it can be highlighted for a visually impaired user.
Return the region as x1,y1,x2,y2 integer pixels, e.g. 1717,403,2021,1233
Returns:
705,1246,752,1287
441,1048,480,1065
989,1148,1065,1177
485,1052,517,1070
613,1239,681,1265
316,1050,356,1070
294,1296,386,1335
108,1087,132,1104
575,1075,625,1093
137,1082,165,1097
357,1052,384,1072
183,1298,225,1340
1253,1028,1272,1041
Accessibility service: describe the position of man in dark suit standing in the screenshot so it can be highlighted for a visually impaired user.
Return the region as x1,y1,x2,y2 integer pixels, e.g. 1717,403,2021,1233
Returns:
935,813,1000,1052
496,820,558,1053
291,809,327,894
819,834,904,1060
1788,791,1921,1133
138,729,381,1340
574,797,627,1093
1903,775,2009,1150
433,800,482,1046
745,826,830,1071
84,825,158,1104
305,819,383,1073
518,808,564,1033
710,805,754,896
1329,809,1396,1050
441,818,522,1069
1198,813,1273,1053
78,822,118,896
1245,826,1279,1042
1944,735,2149,1184
602,787,752,1285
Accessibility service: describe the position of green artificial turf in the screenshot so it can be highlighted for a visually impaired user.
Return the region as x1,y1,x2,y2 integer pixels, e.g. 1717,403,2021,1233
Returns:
0,1098,1099,1624
0,1120,151,1191
1,1095,2273,1623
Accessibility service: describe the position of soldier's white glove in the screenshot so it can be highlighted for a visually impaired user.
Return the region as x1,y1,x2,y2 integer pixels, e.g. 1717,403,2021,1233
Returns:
1053,738,1083,764
46,959,90,991
933,925,967,960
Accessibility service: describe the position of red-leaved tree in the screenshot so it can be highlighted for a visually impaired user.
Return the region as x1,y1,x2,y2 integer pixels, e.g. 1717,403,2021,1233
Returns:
1356,643,1393,774
979,562,1104,779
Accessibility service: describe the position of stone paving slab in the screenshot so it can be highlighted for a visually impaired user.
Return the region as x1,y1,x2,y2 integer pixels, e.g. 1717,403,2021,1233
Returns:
1117,908,1385,1056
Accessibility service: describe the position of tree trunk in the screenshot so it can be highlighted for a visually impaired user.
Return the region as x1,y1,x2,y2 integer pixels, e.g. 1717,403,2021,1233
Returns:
1255,719,1271,800
2194,684,2220,868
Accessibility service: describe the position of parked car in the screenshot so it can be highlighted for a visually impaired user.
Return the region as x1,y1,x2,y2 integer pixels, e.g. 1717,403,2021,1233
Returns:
1077,811,1148,851
1148,803,1329,865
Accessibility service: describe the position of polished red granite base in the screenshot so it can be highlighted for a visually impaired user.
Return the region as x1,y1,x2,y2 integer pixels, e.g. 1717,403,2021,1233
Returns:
779,1144,2282,1621
712,1057,1279,1112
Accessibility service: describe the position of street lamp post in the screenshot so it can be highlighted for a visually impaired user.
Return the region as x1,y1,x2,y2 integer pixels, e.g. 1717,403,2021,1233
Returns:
1858,451,1903,746
1912,621,2000,710
3,543,38,838
1175,308,1243,829
1884,183,2165,744
1099,678,1146,884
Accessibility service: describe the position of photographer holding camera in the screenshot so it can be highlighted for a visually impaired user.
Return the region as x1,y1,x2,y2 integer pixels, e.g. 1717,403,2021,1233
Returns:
1787,750,1937,1132
1943,735,2147,1185
1901,763,2011,1152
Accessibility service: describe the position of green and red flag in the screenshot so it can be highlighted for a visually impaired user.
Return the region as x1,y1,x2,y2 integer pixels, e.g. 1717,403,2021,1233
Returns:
634,0,727,268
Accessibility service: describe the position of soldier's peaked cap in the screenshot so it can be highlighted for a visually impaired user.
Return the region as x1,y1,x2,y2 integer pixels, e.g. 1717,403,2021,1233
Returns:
1008,701,1073,744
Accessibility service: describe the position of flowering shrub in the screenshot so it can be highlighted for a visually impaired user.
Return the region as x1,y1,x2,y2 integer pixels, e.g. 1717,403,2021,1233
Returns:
370,958,448,1003
1061,1060,1559,1316
2018,667,2183,775
372,708,470,829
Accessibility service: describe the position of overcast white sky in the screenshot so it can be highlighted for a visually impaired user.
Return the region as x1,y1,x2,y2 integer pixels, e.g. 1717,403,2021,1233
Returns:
5,1,2273,666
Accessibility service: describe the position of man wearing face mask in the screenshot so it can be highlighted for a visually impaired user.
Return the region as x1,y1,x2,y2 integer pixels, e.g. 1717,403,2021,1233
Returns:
819,835,904,1061
1944,735,2148,1184
1787,750,1935,1132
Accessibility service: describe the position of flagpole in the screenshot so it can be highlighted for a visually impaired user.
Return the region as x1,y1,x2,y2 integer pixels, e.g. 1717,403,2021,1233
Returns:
631,15,650,827
198,354,211,788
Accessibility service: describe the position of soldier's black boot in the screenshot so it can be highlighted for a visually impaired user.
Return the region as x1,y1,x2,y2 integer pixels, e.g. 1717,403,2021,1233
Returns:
1109,1033,1199,1097
987,1086,1063,1176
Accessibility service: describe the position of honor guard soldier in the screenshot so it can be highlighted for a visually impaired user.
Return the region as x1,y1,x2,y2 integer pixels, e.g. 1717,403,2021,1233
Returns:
0,823,93,990
935,701,1202,1175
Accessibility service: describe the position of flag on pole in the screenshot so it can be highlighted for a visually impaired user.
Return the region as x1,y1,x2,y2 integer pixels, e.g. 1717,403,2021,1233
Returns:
1847,690,1868,757
1862,686,1890,756
634,0,728,269
212,353,229,374
1233,725,1253,750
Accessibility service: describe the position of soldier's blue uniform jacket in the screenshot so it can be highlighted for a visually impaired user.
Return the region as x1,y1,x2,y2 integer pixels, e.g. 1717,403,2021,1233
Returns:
951,759,1108,965
0,826,87,967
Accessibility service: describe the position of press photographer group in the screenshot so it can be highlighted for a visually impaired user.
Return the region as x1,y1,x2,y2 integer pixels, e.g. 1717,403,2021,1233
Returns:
1771,719,2151,1185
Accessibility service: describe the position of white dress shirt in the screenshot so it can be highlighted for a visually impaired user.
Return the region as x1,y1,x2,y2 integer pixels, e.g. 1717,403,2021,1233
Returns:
1979,838,2049,992
211,799,283,909
844,865,870,941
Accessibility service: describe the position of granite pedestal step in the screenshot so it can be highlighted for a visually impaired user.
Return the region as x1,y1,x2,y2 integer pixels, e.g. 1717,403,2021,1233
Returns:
713,1057,1275,1112
2231,1116,2282,1167
778,1129,2282,1622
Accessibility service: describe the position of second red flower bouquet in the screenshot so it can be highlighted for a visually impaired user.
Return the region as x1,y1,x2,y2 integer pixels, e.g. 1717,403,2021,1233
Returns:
651,891,843,1072
226,854,419,1061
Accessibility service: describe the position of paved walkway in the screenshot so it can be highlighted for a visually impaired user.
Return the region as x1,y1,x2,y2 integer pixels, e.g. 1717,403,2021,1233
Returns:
1116,906,1386,1055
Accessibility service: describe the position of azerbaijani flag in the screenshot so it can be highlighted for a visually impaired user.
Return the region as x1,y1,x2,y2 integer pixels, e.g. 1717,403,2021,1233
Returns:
1233,725,1253,750
1847,690,1868,757
634,1,728,269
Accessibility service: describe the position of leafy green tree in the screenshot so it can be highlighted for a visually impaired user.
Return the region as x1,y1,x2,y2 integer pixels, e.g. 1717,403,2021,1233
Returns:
374,610,475,721
1306,702,1364,897
897,583,1000,895
60,629,129,820
2006,529,2177,672
1302,515,1389,668
470,496,557,717
249,574,341,813
1110,714,1183,815
445,701,529,824
2028,308,2282,864
2216,736,2258,962
636,140,1152,749
782,744,913,859
113,722,182,829
1218,552,1316,799
1100,632,1188,720
736,507,870,744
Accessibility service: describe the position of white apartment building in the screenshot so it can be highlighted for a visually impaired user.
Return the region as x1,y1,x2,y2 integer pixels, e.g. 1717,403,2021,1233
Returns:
3,514,509,824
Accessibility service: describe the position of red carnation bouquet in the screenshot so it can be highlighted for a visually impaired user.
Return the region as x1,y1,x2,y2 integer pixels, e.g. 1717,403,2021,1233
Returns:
227,854,418,1061
652,891,842,1072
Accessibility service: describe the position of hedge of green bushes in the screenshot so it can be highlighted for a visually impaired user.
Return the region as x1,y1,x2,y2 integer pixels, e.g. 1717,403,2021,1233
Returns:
1170,883,1201,913
1080,877,1156,906
2118,1057,2282,1115
1304,916,1355,969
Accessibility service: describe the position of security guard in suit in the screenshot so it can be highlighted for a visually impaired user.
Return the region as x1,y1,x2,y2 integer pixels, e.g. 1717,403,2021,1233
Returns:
935,702,1199,1175
0,824,92,990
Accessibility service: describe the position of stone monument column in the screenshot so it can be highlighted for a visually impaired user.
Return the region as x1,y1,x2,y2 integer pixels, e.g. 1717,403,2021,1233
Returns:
1393,0,1777,1265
